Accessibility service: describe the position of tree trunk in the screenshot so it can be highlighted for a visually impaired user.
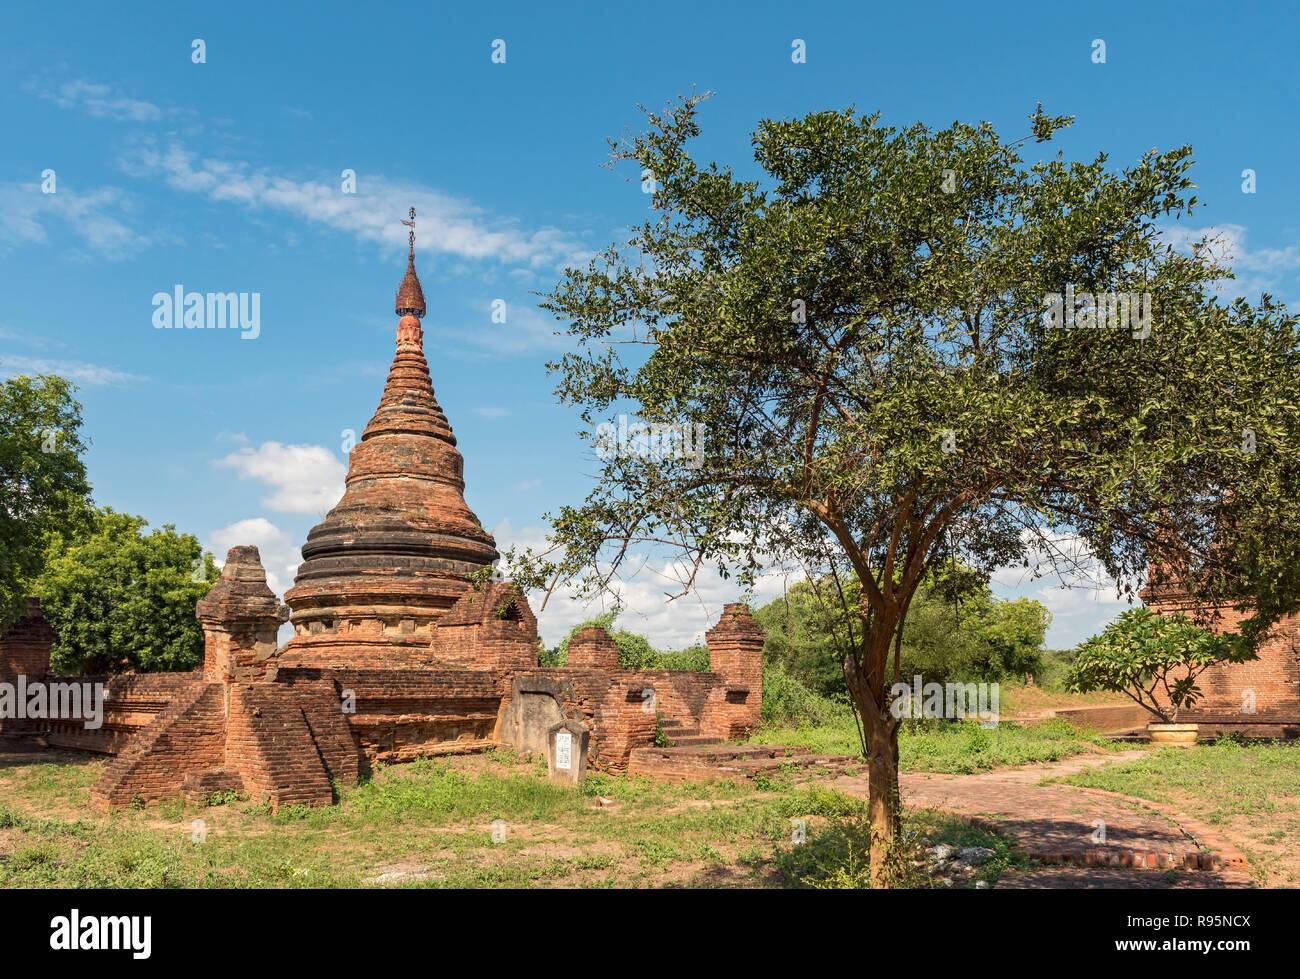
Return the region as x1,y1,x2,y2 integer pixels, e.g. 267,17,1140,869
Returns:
844,619,902,888
862,701,901,886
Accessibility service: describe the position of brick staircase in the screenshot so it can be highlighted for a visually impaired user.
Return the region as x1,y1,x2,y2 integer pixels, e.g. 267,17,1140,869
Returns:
657,717,723,748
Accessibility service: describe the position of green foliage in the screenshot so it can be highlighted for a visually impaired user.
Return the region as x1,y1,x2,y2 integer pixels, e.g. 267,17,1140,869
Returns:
653,643,710,672
467,565,493,592
761,662,849,726
752,580,851,696
34,506,219,674
979,598,1051,677
653,717,669,747
898,718,1114,773
755,572,1049,694
0,375,91,632
894,586,1049,685
538,638,563,667
514,95,1300,730
1064,607,1254,723
1030,648,1081,691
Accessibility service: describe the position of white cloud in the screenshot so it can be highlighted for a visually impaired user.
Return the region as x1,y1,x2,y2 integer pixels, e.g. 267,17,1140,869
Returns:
217,441,346,515
207,517,301,598
122,141,589,270
473,407,511,417
0,354,144,386
0,182,152,258
495,518,1134,652
1160,223,1300,299
0,324,62,349
990,530,1133,649
492,520,796,649
41,79,162,122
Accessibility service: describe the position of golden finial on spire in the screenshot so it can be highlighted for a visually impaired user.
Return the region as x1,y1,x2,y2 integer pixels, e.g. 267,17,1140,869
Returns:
401,206,416,258
395,206,426,318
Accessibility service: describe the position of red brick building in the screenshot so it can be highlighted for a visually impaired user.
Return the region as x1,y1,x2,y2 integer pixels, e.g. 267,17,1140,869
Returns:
1141,579,1300,738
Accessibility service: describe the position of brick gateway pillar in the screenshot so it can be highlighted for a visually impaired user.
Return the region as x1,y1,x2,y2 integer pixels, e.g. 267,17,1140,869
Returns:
196,545,287,684
704,603,765,738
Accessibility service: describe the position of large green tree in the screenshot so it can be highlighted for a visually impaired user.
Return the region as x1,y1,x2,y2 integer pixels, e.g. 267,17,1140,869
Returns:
0,375,91,632
36,507,219,674
755,573,1049,695
517,97,1300,885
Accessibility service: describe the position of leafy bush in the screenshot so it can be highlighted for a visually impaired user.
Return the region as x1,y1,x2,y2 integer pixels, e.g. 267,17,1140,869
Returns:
653,644,710,672
1065,607,1254,723
0,375,90,633
761,663,850,726
36,506,219,674
1032,648,1078,690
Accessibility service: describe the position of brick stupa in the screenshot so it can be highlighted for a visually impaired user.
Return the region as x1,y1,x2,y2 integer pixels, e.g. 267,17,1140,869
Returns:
280,221,498,667
5,209,771,811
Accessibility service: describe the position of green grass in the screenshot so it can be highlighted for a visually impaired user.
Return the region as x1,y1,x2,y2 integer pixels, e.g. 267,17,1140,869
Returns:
1055,738,1300,887
0,747,1024,889
1057,738,1300,818
751,715,1118,773
900,719,1118,773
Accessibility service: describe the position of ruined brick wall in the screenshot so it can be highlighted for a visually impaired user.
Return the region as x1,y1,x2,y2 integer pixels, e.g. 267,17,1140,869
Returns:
592,671,659,769
203,623,280,684
90,680,225,808
225,684,337,808
701,604,765,738
273,671,362,786
0,600,52,679
0,601,53,736
84,672,363,811
625,669,718,727
87,549,363,811
502,668,657,772
197,546,286,683
1145,593,1300,733
429,583,539,671
566,627,621,670
46,673,198,754
628,744,770,783
312,667,503,765
500,612,768,772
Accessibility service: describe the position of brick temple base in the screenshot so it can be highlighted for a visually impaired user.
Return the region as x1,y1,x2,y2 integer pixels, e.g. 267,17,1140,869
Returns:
7,551,767,811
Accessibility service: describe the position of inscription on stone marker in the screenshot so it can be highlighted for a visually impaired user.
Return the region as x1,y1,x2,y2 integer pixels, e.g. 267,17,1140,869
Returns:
555,730,572,771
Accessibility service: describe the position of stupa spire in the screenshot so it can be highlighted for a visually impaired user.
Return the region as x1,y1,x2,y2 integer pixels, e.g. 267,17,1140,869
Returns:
395,206,426,318
280,210,498,668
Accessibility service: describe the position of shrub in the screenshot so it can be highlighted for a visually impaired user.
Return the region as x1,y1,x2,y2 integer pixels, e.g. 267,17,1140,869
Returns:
761,663,849,726
1065,608,1254,723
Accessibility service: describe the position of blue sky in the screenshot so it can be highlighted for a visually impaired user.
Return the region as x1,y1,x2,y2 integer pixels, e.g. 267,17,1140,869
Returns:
2,1,1297,649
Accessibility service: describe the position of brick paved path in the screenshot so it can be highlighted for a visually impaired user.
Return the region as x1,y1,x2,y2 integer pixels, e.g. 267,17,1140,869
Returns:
830,751,1253,888
994,867,1250,888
